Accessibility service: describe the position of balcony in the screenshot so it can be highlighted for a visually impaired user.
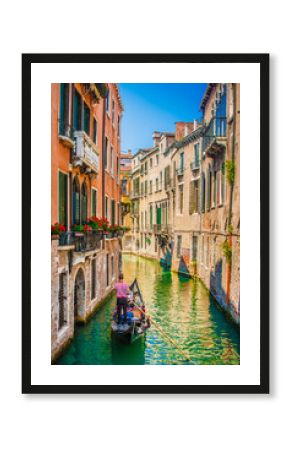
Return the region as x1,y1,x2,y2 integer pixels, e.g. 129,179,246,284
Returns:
58,231,103,252
73,130,99,174
203,116,227,157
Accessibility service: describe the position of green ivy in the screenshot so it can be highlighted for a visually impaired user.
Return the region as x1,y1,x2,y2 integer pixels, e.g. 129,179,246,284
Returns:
222,239,232,264
225,160,235,186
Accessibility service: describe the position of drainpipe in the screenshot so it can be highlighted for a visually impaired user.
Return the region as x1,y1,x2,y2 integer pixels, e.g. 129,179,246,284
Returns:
225,83,236,305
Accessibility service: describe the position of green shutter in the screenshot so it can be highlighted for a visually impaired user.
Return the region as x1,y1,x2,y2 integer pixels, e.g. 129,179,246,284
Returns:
58,172,67,226
92,190,97,216
189,181,194,214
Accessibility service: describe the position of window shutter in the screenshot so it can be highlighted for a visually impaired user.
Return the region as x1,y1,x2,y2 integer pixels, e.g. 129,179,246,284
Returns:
58,172,67,226
189,181,194,214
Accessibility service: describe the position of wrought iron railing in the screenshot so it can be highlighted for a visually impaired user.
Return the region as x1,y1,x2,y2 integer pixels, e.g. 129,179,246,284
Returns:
203,116,227,153
58,231,103,252
176,167,184,176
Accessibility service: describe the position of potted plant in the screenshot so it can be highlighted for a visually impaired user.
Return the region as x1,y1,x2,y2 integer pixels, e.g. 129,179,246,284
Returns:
51,223,66,239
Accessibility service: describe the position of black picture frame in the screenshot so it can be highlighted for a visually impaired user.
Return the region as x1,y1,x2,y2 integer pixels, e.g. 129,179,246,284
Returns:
22,53,269,394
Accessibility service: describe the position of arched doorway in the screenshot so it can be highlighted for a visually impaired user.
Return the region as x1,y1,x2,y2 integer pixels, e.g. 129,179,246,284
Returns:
72,177,80,225
74,268,85,321
81,181,88,224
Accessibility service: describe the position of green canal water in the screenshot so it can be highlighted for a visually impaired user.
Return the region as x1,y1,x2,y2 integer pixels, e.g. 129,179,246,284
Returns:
56,254,240,365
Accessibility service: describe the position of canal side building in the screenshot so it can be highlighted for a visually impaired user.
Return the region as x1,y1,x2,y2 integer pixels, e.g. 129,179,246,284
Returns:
51,83,124,361
120,150,134,250
127,83,240,324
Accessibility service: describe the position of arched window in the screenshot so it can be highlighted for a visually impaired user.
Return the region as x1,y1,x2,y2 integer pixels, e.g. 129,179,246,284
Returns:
72,177,80,225
81,181,88,224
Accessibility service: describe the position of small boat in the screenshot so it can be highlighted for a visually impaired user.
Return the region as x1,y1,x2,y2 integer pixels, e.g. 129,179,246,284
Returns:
111,279,150,344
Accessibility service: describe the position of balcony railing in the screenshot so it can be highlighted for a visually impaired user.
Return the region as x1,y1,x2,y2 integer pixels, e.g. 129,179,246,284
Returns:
203,116,227,156
58,231,103,252
73,130,99,174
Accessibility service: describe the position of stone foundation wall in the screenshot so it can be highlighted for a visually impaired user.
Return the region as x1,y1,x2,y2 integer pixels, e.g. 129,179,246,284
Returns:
51,237,121,362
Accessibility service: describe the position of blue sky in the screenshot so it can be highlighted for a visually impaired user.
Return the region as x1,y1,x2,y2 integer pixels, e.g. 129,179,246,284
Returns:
118,83,207,153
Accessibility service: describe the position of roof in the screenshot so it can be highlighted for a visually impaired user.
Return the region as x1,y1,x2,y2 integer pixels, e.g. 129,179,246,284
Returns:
200,83,216,110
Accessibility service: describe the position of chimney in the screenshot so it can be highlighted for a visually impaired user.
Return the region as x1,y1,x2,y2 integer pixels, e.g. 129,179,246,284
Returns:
152,131,161,147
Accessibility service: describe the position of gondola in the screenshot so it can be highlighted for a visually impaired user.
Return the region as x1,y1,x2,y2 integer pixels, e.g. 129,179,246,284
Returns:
111,278,150,344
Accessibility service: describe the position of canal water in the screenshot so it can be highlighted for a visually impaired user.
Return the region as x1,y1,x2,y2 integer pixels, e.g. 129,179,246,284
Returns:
56,254,240,365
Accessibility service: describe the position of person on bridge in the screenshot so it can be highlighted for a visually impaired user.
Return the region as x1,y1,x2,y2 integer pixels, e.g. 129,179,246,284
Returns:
114,273,130,324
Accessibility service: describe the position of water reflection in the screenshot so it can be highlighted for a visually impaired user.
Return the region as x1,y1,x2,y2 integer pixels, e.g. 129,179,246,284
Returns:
56,254,240,365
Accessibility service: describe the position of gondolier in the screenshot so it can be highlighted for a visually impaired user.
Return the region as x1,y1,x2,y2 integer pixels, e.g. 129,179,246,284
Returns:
111,278,150,343
114,273,130,324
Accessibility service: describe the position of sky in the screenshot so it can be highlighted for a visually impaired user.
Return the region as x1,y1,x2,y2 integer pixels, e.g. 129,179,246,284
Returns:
118,83,208,153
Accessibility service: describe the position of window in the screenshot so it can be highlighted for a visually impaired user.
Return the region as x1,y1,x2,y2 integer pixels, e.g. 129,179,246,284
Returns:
180,152,184,171
73,177,80,225
192,236,198,261
73,89,82,131
116,156,119,183
145,162,148,173
144,180,148,195
150,158,153,168
149,180,152,194
106,90,110,113
112,100,115,123
83,102,90,136
59,83,70,137
111,255,114,280
201,173,206,212
93,118,98,144
81,182,88,223
106,254,109,286
201,235,204,263
150,205,153,227
178,184,184,214
117,115,121,137
156,154,159,165
160,171,163,188
111,199,115,225
104,137,108,170
206,170,211,211
105,196,109,219
194,143,200,168
177,235,182,258
111,146,114,176
92,189,97,216
91,259,96,300
155,178,159,192
213,171,217,207
58,172,68,227
121,179,127,195
189,179,199,214
58,272,67,330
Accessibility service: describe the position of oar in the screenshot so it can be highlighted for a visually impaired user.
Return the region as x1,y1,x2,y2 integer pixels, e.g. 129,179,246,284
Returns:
131,299,192,363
